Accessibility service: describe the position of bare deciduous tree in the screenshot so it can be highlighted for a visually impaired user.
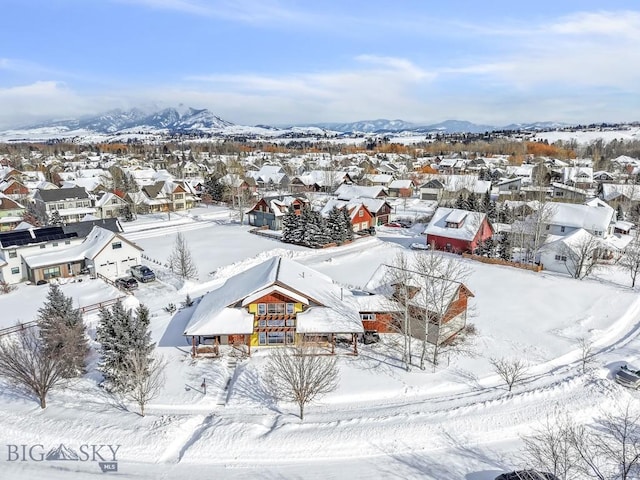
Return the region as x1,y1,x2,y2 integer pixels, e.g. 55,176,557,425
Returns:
0,327,69,408
620,230,640,288
122,352,166,417
385,252,415,370
168,232,198,279
413,249,472,369
521,414,579,480
524,403,640,480
265,345,339,420
577,336,595,374
559,232,601,280
491,357,528,392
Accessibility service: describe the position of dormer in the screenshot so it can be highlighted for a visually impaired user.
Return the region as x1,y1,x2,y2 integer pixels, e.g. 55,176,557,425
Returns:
444,210,468,229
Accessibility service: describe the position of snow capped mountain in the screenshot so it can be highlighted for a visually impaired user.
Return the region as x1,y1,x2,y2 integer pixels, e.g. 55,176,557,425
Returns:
309,119,497,134
27,107,235,134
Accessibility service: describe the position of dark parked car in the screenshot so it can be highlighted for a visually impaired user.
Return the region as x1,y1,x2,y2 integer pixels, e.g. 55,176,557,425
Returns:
361,330,381,345
615,364,640,389
495,470,559,480
130,265,156,282
115,277,138,291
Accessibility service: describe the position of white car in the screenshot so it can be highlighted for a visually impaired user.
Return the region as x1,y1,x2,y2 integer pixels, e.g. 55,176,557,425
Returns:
410,242,430,250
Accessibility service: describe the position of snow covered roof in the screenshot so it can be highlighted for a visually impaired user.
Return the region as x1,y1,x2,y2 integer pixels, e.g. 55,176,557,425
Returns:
542,229,602,256
364,263,470,313
388,179,413,189
420,174,491,194
601,184,640,202
335,184,386,200
184,257,363,336
546,203,614,231
423,207,488,241
23,226,140,269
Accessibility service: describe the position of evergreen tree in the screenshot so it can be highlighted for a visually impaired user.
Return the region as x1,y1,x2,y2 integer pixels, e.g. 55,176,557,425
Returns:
49,209,63,226
340,207,354,242
281,205,299,244
326,206,343,243
294,207,312,246
455,193,466,210
96,301,155,392
303,210,327,248
120,204,134,222
617,204,625,222
204,174,228,202
482,190,492,213
498,233,512,261
466,193,479,212
37,283,88,377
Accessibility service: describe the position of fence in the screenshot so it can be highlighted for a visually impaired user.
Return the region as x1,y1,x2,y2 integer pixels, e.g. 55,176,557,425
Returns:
96,272,133,295
0,321,38,338
461,253,543,272
78,296,127,314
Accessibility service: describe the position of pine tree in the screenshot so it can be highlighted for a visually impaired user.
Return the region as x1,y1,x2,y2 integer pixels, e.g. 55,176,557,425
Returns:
205,174,228,202
340,207,354,242
326,206,343,243
96,301,155,392
466,193,478,212
303,210,327,248
617,204,625,222
281,205,299,244
294,207,312,246
455,193,466,210
37,283,88,377
498,233,512,261
49,209,63,226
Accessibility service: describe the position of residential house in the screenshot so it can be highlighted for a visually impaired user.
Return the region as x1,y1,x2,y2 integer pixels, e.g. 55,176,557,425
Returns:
32,186,95,224
246,195,309,230
600,183,640,210
543,202,615,238
539,229,601,277
387,179,415,198
0,194,25,232
183,256,364,355
0,218,126,284
94,192,128,219
362,174,394,187
423,207,494,253
419,179,446,201
419,175,491,202
551,182,588,203
20,226,142,283
335,184,387,200
319,199,374,232
364,263,475,344
496,177,523,197
563,166,593,190
289,170,353,193
246,165,290,191
0,179,30,200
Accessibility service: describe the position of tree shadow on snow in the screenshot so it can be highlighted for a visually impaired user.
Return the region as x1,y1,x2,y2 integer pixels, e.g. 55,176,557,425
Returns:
230,364,280,413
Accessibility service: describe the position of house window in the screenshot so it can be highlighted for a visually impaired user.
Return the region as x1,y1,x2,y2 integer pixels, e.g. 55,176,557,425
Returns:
359,209,364,217
560,226,565,233
360,313,376,321
554,255,567,262
43,266,61,280
40,244,45,249
286,303,295,314
258,319,267,327
8,250,16,258
594,231,603,236
267,332,285,345
361,222,368,230
259,332,267,345
65,240,71,245
267,303,285,315
52,242,58,247
545,225,550,230
257,303,266,315
556,191,564,197
112,242,122,249
286,319,296,327
11,267,19,275
267,319,285,327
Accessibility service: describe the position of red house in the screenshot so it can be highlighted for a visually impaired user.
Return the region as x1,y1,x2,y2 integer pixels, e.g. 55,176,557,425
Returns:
423,207,494,253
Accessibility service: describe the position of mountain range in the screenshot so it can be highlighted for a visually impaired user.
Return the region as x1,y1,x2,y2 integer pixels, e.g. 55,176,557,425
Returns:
1,106,571,140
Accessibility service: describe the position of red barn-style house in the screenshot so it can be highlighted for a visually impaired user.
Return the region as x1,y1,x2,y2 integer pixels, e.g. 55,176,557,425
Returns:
422,207,493,253
319,199,374,232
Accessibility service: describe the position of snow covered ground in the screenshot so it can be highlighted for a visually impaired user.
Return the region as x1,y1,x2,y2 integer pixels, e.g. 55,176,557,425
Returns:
1,207,640,479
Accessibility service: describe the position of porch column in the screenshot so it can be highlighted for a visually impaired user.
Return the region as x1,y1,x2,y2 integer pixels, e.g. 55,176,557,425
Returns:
331,334,335,355
246,335,251,357
191,336,196,357
353,333,358,356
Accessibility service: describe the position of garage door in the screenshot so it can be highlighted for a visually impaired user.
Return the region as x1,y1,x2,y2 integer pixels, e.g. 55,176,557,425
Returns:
119,257,138,276
98,261,118,279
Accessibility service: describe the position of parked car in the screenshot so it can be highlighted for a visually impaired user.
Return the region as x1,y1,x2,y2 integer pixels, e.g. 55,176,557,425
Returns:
410,242,430,251
383,222,402,228
495,471,559,480
615,364,640,389
361,330,381,345
115,277,139,291
130,264,156,282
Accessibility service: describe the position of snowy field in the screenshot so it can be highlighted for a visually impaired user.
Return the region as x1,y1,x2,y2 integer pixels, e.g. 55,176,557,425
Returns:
1,208,640,479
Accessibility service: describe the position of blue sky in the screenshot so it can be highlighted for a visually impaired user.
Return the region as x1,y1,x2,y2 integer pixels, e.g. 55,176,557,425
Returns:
0,0,639,128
